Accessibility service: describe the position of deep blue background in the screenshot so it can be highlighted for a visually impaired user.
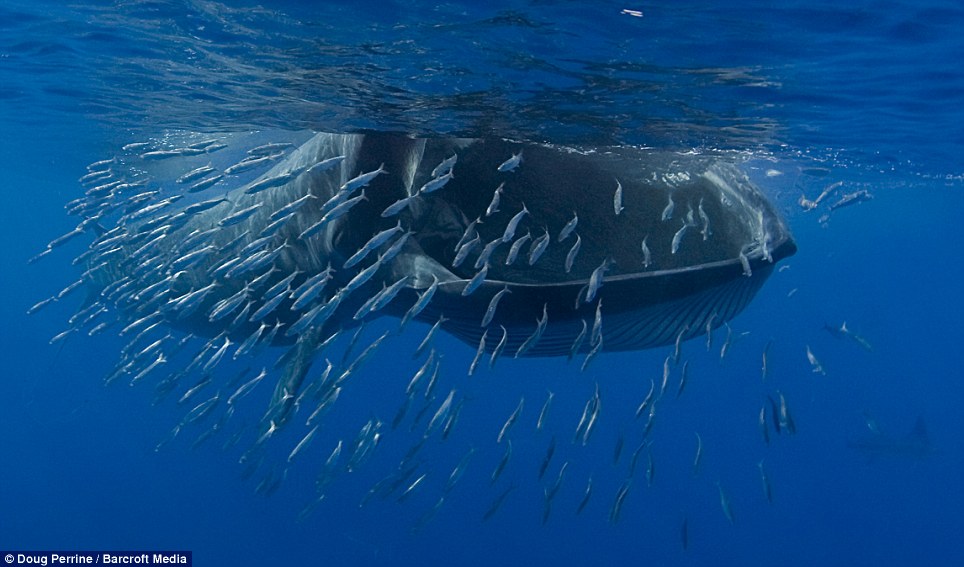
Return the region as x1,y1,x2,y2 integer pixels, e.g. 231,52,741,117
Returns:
2,2,963,566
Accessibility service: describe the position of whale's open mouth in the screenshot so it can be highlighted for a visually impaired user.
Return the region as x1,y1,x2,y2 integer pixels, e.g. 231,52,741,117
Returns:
404,138,793,285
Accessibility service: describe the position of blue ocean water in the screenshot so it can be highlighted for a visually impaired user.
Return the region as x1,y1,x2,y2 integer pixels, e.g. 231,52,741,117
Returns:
1,1,962,566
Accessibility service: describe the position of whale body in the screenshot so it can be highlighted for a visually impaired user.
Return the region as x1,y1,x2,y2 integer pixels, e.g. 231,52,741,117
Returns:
80,131,794,360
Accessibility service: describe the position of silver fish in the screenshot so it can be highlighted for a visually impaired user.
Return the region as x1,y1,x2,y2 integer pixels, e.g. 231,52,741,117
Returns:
698,197,712,240
716,482,735,524
431,154,458,178
344,221,403,269
481,285,512,327
489,325,508,369
739,246,752,277
584,258,611,304
536,390,554,431
514,303,547,357
419,170,454,194
475,237,503,270
580,335,602,372
564,234,581,274
557,212,578,243
609,479,632,524
693,432,703,476
444,447,475,493
381,194,417,218
485,183,504,217
218,203,262,227
247,142,293,156
243,168,303,195
141,149,185,160
806,345,825,375
661,193,675,221
368,275,410,314
224,152,283,175
490,440,512,484
183,196,228,216
758,459,773,504
453,217,480,253
400,275,438,329
676,360,689,399
406,350,436,395
227,368,268,405
468,330,487,376
613,179,624,215
414,316,447,359
501,204,529,243
641,235,652,268
340,163,387,194
568,319,588,361
590,299,603,346
176,164,216,184
424,389,456,439
461,264,488,297
527,229,551,266
634,379,655,419
671,221,689,254
576,477,593,515
187,174,224,193
377,230,411,264
341,258,383,297
497,397,524,443
497,150,523,172
305,155,346,175
505,231,531,266
287,425,319,463
452,234,480,268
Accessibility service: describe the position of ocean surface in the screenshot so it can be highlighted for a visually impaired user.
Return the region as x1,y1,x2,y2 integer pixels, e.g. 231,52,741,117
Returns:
1,1,962,566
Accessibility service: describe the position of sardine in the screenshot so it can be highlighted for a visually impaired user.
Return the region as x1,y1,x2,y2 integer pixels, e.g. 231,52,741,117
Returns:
758,459,773,504
306,155,346,175
584,258,611,304
468,330,487,376
613,179,624,215
491,440,512,484
489,325,508,369
527,229,551,265
671,221,689,254
497,397,525,443
340,163,387,194
497,150,523,173
557,211,578,242
716,482,734,524
609,480,632,524
419,170,454,194
501,204,529,243
536,390,554,431
481,285,512,327
431,154,458,177
505,231,531,266
641,235,651,268
485,183,504,217
461,264,488,297
218,203,262,227
661,193,675,221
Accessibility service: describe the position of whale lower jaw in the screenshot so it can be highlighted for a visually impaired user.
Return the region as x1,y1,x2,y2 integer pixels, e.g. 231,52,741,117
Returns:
419,237,792,356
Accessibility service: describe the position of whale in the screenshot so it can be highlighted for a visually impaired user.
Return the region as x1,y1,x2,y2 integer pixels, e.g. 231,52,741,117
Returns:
79,132,794,359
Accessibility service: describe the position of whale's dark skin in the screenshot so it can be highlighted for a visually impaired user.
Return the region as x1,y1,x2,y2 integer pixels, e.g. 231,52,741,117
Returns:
88,131,794,360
